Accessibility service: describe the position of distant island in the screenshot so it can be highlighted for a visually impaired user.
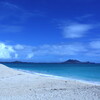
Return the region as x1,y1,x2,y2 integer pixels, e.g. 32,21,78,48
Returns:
62,59,95,64
0,59,96,64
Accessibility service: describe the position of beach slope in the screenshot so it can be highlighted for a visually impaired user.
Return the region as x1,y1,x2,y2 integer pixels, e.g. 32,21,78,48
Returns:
0,64,100,100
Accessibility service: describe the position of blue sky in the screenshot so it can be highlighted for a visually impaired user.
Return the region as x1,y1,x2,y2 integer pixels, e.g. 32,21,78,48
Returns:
0,0,100,62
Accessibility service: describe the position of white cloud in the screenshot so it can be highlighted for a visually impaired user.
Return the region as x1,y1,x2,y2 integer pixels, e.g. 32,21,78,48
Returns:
84,40,100,57
86,50,100,56
90,41,100,49
15,53,18,58
62,23,92,38
14,44,24,50
0,42,87,59
27,53,34,59
0,43,15,59
1,42,100,60
34,44,87,56
0,43,35,59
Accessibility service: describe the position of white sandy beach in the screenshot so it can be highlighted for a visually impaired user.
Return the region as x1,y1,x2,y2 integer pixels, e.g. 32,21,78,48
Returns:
0,64,100,100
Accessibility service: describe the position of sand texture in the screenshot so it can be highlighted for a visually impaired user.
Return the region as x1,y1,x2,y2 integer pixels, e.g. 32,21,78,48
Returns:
0,64,100,100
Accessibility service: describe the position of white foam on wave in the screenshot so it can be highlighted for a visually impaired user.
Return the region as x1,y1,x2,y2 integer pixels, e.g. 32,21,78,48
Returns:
14,68,100,85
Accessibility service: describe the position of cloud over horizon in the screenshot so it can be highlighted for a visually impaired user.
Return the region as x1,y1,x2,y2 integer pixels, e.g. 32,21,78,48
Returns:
0,42,86,60
0,43,15,59
0,41,99,62
90,40,100,49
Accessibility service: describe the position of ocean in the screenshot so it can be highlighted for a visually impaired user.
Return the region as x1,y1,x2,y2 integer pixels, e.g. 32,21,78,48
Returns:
3,63,100,83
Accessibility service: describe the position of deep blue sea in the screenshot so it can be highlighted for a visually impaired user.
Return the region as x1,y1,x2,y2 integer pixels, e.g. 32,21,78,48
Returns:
3,63,100,83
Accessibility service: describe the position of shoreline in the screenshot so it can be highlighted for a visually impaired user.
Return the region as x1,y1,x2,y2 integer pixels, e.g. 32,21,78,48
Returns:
0,64,100,100
15,68,100,86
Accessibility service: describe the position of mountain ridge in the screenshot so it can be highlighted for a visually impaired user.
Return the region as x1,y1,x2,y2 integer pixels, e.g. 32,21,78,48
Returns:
0,59,96,64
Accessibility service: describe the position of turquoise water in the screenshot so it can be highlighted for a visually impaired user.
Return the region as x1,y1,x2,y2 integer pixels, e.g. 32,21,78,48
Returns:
3,63,100,83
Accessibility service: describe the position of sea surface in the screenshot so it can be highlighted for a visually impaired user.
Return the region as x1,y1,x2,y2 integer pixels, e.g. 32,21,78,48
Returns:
3,63,100,83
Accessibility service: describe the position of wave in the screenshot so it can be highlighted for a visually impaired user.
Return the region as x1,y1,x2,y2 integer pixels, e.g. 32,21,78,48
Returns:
14,68,100,85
